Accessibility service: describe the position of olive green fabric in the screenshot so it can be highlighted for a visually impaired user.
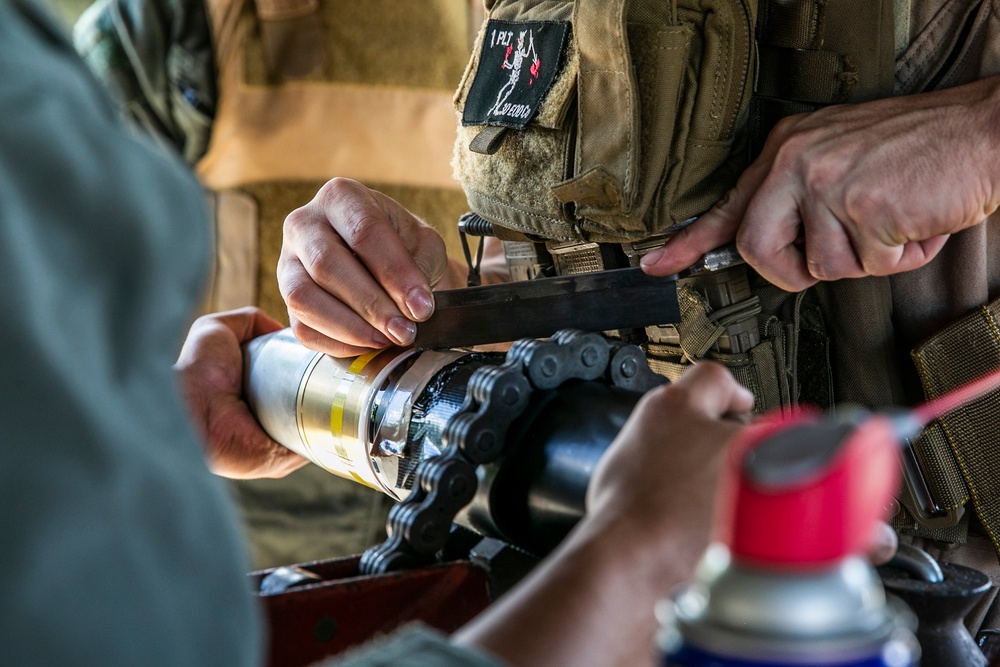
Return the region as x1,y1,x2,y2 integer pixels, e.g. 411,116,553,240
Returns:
241,0,470,88
454,0,758,243
751,0,895,149
330,625,503,667
0,1,261,662
232,464,392,569
906,299,1000,557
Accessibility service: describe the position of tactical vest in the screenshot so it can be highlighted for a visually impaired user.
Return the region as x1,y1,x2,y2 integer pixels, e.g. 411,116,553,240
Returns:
452,0,891,415
452,0,1000,561
198,0,483,319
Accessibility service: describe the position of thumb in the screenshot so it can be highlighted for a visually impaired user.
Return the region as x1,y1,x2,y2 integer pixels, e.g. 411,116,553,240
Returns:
408,223,451,290
209,306,284,344
639,204,740,276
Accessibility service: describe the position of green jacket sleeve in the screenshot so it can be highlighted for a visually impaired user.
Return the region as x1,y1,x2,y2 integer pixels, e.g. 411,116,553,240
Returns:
72,0,217,163
329,625,507,667
0,1,261,664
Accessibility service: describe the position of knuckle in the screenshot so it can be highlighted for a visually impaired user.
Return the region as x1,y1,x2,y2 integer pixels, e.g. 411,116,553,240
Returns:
282,205,311,237
806,256,835,281
281,280,312,317
341,210,384,249
354,290,384,323
318,176,362,203
288,319,314,343
842,185,885,223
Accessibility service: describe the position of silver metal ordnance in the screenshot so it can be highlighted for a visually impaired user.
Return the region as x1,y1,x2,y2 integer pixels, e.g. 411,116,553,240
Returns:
243,328,469,500
244,328,665,565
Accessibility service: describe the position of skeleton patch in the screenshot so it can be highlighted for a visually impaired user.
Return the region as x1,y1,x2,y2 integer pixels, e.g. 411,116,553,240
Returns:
462,20,570,128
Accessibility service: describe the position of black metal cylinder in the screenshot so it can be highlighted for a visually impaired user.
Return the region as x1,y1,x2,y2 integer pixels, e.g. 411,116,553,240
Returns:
460,381,642,555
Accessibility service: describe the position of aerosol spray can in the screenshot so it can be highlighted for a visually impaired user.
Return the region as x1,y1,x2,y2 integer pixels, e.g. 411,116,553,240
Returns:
659,410,920,667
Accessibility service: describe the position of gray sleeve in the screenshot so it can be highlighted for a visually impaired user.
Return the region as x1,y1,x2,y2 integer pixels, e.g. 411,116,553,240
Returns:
0,1,261,664
328,625,507,667
72,0,216,163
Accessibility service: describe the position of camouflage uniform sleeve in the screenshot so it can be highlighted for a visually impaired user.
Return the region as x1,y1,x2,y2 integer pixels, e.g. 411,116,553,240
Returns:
72,0,216,164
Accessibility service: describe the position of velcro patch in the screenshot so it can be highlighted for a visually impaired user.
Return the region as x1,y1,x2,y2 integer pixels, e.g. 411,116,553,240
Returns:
462,20,570,128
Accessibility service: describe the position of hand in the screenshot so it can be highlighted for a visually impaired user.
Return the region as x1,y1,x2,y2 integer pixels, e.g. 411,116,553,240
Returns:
586,362,754,569
454,363,753,667
176,307,308,479
278,178,454,357
642,76,1000,291
868,521,898,566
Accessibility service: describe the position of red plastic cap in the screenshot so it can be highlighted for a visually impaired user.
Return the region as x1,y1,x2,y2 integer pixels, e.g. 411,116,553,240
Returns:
718,411,901,569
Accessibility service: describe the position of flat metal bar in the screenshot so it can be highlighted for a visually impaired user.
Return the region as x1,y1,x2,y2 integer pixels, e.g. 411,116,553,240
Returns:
414,267,680,349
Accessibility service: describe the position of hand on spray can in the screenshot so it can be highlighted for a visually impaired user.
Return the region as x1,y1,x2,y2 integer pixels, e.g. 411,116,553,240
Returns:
660,367,1000,667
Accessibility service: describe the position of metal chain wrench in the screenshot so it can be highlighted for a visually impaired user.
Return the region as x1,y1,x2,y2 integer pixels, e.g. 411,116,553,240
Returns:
360,330,665,575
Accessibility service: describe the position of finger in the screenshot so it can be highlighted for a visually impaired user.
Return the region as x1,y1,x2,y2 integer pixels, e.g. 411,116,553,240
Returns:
737,182,817,292
866,521,898,566
289,315,381,358
279,257,392,351
654,362,755,420
641,139,782,276
641,206,742,276
861,234,950,277
287,209,414,343
317,180,438,322
799,205,867,282
207,403,310,479
199,306,284,344
897,235,950,272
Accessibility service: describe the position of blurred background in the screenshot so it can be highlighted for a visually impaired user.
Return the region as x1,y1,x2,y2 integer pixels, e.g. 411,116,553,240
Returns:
44,0,89,29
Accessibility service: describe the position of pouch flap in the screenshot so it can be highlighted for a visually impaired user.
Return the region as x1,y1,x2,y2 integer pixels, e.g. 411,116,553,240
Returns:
573,0,639,215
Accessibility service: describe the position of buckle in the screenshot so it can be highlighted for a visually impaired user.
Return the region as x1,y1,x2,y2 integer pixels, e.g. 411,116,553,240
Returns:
898,437,965,529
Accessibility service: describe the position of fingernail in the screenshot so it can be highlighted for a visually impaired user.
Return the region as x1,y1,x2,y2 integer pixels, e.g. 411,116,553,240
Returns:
640,248,665,267
386,317,417,346
405,288,434,321
371,331,391,348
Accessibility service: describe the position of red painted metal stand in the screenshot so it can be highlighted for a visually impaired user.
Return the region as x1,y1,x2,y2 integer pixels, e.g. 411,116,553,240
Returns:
252,556,493,667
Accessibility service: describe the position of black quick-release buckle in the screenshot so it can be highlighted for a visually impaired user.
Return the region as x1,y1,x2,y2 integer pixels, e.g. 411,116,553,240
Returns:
898,437,965,529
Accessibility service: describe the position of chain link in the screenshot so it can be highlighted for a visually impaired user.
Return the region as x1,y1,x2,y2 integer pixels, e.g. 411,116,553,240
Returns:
359,330,665,574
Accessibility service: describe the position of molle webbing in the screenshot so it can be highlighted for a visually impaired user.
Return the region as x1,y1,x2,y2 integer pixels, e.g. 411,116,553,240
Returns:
908,299,1000,556
453,0,758,243
752,0,896,152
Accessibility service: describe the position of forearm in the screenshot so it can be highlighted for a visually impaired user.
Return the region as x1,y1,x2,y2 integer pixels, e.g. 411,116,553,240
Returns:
453,517,695,667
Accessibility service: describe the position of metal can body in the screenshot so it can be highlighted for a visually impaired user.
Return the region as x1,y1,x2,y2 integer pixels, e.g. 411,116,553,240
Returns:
243,329,467,499
659,547,918,667
664,644,910,667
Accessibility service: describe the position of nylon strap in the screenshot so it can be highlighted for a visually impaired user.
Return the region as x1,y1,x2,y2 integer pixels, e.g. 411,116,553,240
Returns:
646,342,784,415
572,0,640,213
647,299,785,416
752,0,895,151
757,46,845,104
892,507,970,545
912,422,970,513
911,299,1000,557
